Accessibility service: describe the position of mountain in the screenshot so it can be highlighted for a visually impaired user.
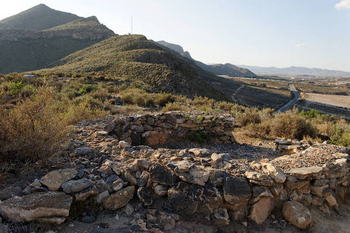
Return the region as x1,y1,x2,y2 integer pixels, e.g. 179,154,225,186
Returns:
42,35,231,101
201,63,256,77
0,4,81,30
239,65,350,78
0,4,115,74
157,40,193,59
156,40,256,77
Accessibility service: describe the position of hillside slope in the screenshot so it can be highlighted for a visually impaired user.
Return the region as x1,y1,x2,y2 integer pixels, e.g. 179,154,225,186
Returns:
44,35,231,101
206,63,256,77
0,4,81,30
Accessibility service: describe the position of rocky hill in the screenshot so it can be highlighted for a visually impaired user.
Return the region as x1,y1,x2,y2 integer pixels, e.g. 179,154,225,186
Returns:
0,4,115,74
0,4,81,30
44,34,231,101
156,40,256,77
203,63,256,77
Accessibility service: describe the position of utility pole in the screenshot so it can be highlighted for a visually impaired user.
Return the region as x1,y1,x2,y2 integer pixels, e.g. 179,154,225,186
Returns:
131,16,133,34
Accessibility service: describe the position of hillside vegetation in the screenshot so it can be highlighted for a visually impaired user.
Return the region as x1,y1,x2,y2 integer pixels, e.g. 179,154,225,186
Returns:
44,16,114,36
44,35,230,101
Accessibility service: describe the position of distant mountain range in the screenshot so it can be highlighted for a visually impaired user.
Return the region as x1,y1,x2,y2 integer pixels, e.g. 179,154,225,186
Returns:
0,4,114,74
239,65,350,78
156,41,256,78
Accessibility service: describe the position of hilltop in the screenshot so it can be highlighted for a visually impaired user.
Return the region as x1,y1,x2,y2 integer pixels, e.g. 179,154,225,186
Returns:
43,34,231,101
0,4,81,30
0,4,115,74
156,40,256,77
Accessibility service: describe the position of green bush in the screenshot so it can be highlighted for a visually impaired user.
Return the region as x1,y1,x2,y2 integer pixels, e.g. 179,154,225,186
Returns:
155,93,175,107
80,84,96,94
271,109,318,140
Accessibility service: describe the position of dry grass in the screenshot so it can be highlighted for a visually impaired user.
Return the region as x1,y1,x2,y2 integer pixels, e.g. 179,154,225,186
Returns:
0,88,69,163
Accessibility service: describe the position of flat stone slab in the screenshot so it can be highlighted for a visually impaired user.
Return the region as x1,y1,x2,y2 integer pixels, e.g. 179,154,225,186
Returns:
0,192,72,222
40,168,77,191
286,166,323,180
62,178,94,194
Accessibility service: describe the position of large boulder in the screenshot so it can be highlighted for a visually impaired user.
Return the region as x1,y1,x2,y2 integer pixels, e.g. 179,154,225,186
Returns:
166,182,204,216
282,201,313,229
149,164,178,186
40,168,77,191
250,197,274,224
142,131,167,146
0,192,72,223
103,186,135,210
223,176,252,207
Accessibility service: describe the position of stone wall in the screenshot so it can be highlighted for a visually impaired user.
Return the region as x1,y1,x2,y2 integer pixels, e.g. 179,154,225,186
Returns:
108,111,235,146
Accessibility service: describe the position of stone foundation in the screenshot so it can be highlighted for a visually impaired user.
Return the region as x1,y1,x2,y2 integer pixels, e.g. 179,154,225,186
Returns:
99,111,235,146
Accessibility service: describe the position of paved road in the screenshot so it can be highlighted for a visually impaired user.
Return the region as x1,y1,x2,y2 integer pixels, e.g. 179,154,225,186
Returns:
276,84,300,113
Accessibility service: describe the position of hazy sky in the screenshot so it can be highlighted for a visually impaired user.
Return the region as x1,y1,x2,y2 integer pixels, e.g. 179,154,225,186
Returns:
1,0,350,71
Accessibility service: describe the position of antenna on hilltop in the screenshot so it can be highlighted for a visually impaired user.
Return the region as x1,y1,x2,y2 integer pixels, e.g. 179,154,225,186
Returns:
131,16,133,34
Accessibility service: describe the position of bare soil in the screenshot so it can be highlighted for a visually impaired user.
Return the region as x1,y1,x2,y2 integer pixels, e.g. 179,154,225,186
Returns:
305,93,350,108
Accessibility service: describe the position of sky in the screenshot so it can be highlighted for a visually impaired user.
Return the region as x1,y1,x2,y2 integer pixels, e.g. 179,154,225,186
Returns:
1,0,350,71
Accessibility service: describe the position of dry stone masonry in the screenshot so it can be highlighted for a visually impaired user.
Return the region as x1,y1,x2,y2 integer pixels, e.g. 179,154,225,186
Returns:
108,111,235,146
0,111,349,232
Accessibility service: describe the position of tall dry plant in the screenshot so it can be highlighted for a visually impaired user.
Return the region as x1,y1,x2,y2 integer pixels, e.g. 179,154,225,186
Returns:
0,88,69,163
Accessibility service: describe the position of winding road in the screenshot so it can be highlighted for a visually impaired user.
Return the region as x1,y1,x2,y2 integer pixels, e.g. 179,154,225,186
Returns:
276,84,300,113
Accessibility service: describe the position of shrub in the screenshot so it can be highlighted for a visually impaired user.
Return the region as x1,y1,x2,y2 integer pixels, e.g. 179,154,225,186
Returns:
90,89,109,102
0,88,68,163
270,109,318,140
80,84,96,94
326,119,350,147
163,102,185,111
155,93,175,107
238,108,261,126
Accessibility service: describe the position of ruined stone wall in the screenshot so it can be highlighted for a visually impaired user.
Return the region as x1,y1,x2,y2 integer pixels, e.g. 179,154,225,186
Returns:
109,111,235,146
